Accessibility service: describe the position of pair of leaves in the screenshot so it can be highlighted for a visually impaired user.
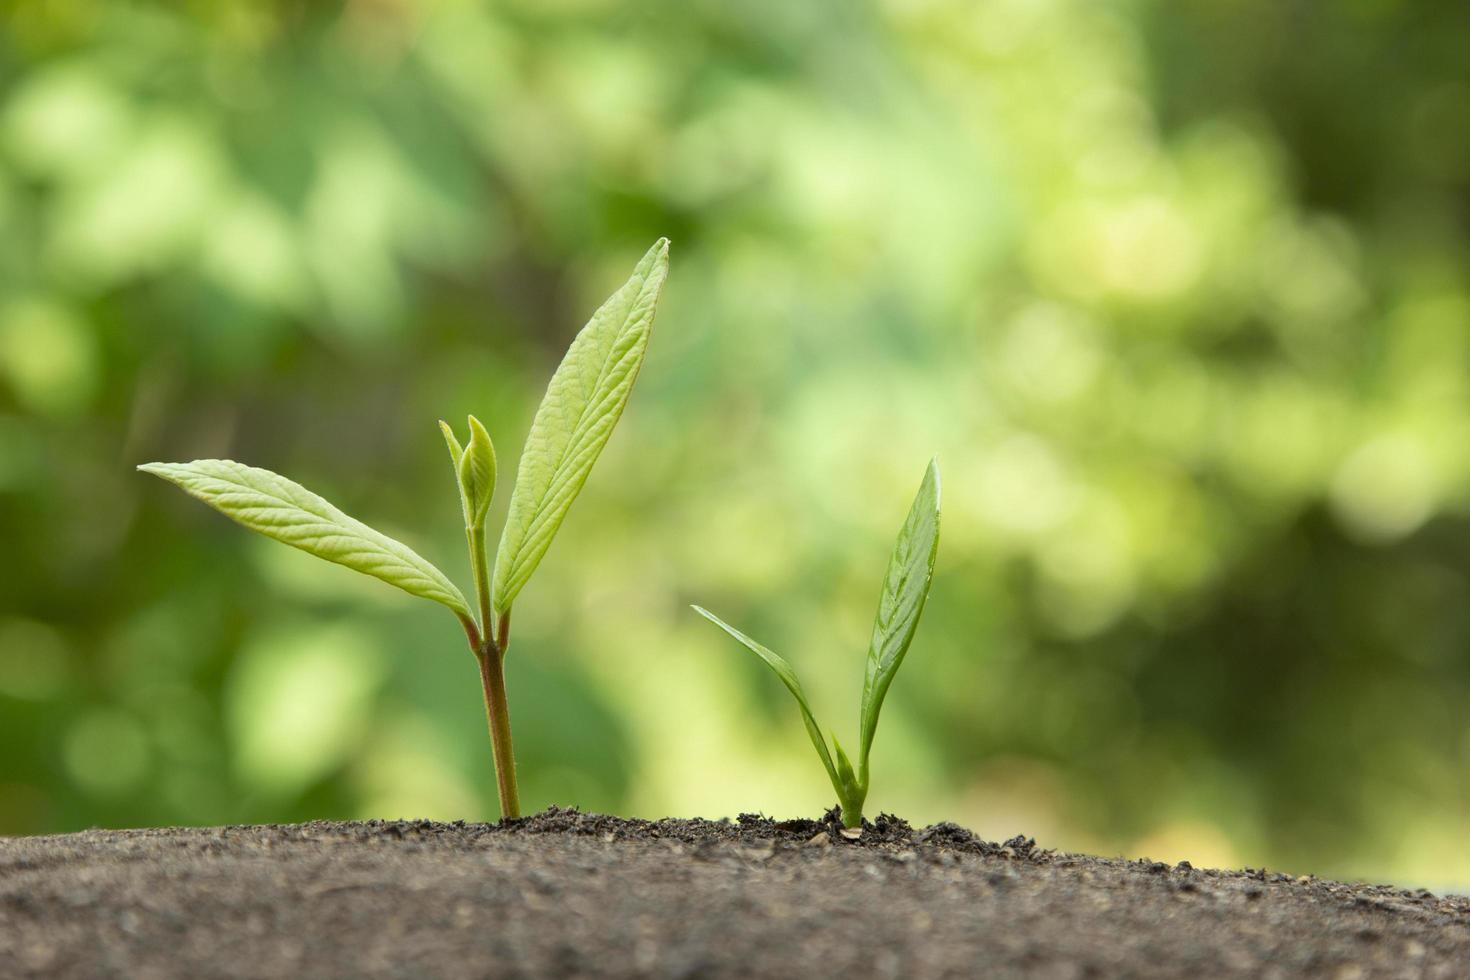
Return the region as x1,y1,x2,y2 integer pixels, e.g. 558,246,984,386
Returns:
440,415,497,529
141,238,670,631
694,458,941,824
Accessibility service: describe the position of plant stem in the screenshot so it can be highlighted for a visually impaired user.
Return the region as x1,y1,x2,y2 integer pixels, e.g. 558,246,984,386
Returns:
465,523,518,819
476,646,521,820
457,614,482,651
467,525,493,640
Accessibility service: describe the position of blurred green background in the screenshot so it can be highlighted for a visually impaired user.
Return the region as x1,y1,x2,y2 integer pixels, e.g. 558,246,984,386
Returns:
3,0,1470,888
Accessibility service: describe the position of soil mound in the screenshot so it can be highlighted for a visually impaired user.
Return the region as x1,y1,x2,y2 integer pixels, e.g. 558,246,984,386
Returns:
2,807,1466,978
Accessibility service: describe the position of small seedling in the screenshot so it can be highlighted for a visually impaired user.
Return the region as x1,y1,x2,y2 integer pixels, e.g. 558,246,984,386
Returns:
141,239,671,820
693,459,940,831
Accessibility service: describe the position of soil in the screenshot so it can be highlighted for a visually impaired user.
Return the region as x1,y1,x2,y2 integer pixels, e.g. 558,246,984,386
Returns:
1,808,1467,979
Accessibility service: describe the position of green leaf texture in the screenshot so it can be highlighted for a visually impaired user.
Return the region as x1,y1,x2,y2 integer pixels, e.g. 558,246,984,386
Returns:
140,459,470,617
491,238,670,613
858,458,942,772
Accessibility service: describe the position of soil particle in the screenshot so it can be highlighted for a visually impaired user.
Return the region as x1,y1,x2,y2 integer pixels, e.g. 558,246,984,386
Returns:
1,806,1467,979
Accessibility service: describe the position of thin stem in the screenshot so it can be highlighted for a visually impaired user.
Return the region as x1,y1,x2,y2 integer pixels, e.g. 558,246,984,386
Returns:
477,647,521,820
465,522,518,819
457,613,482,651
467,525,493,640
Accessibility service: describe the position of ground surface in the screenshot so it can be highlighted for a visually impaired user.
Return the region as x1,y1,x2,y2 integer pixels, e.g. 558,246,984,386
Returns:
1,808,1468,979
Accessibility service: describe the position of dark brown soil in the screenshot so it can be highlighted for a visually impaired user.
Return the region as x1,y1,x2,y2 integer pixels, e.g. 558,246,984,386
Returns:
2,807,1467,979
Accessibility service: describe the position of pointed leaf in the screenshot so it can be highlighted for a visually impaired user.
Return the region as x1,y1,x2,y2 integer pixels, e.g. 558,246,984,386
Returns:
691,605,841,792
459,415,497,527
439,420,464,468
492,239,670,614
439,420,470,525
140,459,471,618
858,459,942,772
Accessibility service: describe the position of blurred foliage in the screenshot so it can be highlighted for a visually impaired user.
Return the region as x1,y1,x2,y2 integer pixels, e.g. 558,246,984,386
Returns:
2,0,1470,887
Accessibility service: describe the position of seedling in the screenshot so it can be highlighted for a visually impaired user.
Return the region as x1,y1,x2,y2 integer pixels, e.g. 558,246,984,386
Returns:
693,459,940,830
140,239,671,820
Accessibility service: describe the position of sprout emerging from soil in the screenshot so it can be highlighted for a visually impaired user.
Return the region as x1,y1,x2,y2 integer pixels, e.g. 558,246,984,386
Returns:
694,459,941,829
140,239,671,820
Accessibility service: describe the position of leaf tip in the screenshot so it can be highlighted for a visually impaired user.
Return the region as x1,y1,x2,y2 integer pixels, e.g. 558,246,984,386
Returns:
690,605,730,633
642,237,671,274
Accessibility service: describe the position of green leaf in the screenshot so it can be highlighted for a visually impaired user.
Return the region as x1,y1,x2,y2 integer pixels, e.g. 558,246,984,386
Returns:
439,420,464,468
439,420,469,524
492,238,670,614
831,733,862,802
830,733,865,828
139,459,471,618
691,605,841,791
458,415,497,527
858,458,942,775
